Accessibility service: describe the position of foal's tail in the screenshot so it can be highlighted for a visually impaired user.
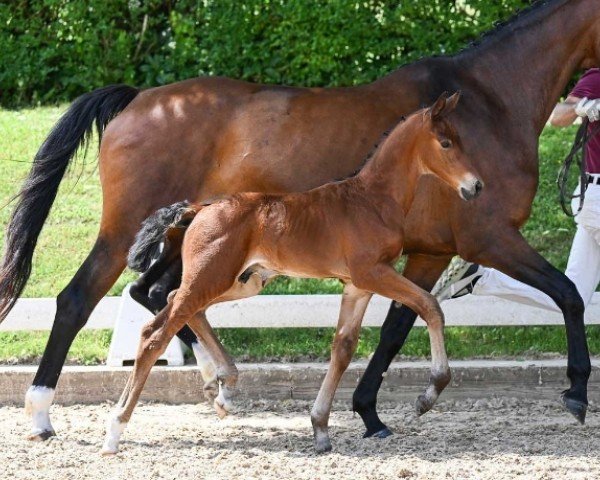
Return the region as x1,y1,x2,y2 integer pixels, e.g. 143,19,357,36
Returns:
127,201,198,273
0,85,139,322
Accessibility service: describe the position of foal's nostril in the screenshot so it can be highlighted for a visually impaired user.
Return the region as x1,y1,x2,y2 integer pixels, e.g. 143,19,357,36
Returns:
474,180,483,196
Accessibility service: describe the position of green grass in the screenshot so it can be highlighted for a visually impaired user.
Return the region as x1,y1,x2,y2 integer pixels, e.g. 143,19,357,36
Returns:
0,107,589,364
2,326,599,365
0,330,112,365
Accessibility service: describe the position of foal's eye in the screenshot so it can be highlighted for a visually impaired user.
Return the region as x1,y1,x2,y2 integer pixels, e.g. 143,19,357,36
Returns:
440,139,452,149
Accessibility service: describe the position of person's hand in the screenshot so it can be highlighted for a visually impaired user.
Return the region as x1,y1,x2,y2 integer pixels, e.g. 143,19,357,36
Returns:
575,97,600,122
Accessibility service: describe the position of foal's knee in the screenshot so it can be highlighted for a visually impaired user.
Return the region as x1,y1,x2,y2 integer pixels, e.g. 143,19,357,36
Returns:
419,293,444,327
332,330,359,365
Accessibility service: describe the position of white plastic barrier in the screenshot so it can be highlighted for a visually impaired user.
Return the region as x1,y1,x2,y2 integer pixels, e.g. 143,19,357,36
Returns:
105,284,184,367
2,292,600,332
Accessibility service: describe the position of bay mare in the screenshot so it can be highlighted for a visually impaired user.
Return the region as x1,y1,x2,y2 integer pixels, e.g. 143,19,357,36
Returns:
1,0,599,440
102,95,483,454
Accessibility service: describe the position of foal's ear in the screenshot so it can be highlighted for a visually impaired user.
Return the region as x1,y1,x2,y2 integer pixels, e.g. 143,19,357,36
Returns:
429,91,461,120
443,91,461,115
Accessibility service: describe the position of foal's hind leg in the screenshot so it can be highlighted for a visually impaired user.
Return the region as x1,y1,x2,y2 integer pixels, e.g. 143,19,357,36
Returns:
187,311,238,418
311,283,372,453
186,271,267,417
130,260,218,401
102,300,190,454
353,264,450,416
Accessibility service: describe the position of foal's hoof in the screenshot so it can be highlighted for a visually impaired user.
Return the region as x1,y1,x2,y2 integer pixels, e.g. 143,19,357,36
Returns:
27,429,56,442
213,399,229,419
363,426,393,439
314,438,333,454
560,393,587,425
415,394,434,416
100,446,119,456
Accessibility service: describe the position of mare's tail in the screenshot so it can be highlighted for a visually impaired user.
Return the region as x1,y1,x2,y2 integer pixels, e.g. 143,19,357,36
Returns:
0,84,139,322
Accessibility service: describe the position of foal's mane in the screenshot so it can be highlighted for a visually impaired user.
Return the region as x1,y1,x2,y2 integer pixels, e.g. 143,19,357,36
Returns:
336,127,393,182
459,0,570,53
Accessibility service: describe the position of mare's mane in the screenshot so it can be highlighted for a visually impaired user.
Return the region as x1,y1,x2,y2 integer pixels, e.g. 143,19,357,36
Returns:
459,0,570,53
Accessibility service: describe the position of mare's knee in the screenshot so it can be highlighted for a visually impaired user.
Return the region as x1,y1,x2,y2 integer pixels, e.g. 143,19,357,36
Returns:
559,279,585,319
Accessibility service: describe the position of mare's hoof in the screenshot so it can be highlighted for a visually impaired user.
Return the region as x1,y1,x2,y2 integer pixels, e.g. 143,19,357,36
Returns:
560,393,587,425
314,438,333,454
415,395,433,416
27,429,56,442
363,427,393,439
363,427,394,438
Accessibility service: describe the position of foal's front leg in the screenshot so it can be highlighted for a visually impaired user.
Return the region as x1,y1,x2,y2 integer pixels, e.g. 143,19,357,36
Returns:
354,264,450,416
311,283,372,453
101,301,189,454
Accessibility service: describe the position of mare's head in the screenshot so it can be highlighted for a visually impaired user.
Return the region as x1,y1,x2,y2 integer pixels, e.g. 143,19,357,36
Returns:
409,92,483,201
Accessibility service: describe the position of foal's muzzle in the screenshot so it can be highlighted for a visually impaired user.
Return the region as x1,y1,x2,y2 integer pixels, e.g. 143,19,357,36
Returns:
459,177,484,201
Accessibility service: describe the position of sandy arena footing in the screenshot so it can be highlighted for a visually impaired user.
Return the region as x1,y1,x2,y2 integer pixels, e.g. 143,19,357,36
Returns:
2,398,599,480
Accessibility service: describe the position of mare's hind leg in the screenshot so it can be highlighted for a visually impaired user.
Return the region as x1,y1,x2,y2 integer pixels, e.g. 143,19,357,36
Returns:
353,254,451,438
353,264,450,417
311,284,372,453
25,232,131,440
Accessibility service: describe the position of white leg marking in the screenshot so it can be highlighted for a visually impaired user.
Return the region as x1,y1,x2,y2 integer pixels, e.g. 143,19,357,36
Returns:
101,409,127,455
191,341,216,382
25,386,55,440
213,381,234,419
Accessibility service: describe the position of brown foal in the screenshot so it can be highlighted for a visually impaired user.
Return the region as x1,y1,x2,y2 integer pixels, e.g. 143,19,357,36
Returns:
102,93,483,454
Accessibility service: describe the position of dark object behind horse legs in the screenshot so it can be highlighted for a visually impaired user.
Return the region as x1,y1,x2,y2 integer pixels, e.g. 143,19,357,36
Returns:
129,256,201,350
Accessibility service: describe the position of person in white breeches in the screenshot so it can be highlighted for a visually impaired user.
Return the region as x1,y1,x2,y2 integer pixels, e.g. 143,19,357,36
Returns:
434,69,600,311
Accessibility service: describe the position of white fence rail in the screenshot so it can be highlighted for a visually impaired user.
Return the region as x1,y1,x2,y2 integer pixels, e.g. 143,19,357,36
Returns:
1,292,600,331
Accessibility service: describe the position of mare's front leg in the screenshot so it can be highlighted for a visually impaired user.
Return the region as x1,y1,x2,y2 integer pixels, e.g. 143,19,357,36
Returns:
466,230,591,422
353,254,451,437
101,299,191,455
311,283,372,453
353,263,451,419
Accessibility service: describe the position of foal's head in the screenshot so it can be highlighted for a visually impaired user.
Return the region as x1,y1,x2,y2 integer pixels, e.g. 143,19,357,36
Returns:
411,92,483,201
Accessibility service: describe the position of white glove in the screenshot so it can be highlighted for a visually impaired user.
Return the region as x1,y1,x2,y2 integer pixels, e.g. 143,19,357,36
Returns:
575,97,600,122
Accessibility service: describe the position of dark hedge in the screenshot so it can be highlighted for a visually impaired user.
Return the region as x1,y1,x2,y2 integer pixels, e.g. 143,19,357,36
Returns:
0,1,530,107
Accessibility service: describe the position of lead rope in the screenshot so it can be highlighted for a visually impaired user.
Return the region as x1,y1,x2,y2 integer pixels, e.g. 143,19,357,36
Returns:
557,119,600,217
